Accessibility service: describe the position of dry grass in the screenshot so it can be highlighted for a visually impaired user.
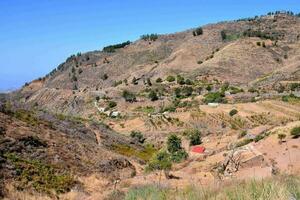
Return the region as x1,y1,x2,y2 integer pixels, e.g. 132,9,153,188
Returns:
125,175,300,200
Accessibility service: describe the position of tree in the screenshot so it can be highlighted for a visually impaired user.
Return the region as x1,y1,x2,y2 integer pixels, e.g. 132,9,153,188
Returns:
167,134,182,154
291,126,300,138
193,27,203,36
166,75,175,82
185,79,193,85
221,30,227,40
130,131,145,144
148,90,158,101
122,90,136,102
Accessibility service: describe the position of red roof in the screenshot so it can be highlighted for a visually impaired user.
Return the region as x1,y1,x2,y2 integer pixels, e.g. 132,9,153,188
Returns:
191,146,205,153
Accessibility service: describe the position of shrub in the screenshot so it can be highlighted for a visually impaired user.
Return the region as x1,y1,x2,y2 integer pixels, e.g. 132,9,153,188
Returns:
166,75,175,82
256,41,261,46
176,75,185,85
103,41,131,52
132,77,138,85
122,90,136,102
203,92,225,104
170,149,188,163
156,78,163,83
185,79,193,85
71,75,77,82
278,134,286,143
146,78,152,86
262,42,266,48
130,131,145,144
221,30,227,40
229,109,238,116
101,73,108,80
146,150,172,172
238,130,247,138
113,80,123,87
78,68,83,74
108,101,117,108
291,126,300,138
148,90,158,101
182,86,193,97
193,27,203,36
185,129,202,146
167,134,182,154
197,60,203,64
174,87,182,98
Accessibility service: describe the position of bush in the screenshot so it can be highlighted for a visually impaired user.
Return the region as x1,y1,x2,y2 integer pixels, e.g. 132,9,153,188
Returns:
185,129,202,146
101,73,108,80
166,75,175,82
221,30,227,40
108,101,117,108
185,79,193,85
176,75,185,85
203,92,225,104
132,77,138,85
174,87,182,98
229,109,238,116
170,149,188,163
182,86,193,97
146,150,171,172
130,131,145,143
291,126,300,138
256,41,261,46
122,90,136,102
167,134,182,154
193,27,203,36
148,90,158,101
156,78,163,83
103,41,131,52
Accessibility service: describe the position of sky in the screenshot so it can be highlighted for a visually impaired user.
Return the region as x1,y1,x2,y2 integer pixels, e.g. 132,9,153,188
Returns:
0,0,299,92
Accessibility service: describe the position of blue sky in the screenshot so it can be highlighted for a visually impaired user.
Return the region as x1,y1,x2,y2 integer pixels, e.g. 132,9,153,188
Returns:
0,0,299,91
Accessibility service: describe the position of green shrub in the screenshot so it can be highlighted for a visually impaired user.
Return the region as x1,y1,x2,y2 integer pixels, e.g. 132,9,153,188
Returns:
176,75,185,85
170,149,188,163
182,86,193,97
229,109,238,116
174,87,182,98
185,79,193,85
146,150,172,172
101,73,108,80
108,101,117,108
185,129,202,146
197,60,203,64
256,41,261,46
148,90,158,101
122,90,136,102
236,138,253,147
4,153,76,195
221,30,227,40
203,92,225,104
167,134,182,154
238,130,247,138
166,75,175,82
291,126,300,138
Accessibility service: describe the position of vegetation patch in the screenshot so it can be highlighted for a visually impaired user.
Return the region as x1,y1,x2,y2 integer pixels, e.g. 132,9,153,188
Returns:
103,41,131,53
4,153,76,195
112,144,157,162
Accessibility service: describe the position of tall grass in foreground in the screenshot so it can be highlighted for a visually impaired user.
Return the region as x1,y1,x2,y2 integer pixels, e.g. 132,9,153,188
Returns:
125,175,300,200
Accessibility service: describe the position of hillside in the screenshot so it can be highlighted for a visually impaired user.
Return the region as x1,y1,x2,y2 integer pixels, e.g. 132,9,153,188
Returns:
2,12,300,200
